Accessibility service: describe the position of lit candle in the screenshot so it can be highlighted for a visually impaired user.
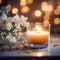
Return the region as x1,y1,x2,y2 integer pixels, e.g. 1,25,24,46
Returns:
26,25,49,44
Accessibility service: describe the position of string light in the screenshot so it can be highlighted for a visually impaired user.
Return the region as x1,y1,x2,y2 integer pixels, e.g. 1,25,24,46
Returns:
35,10,41,17
21,6,29,13
54,18,60,25
12,8,18,14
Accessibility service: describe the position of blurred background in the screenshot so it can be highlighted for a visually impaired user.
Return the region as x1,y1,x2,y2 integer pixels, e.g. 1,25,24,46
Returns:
0,0,60,34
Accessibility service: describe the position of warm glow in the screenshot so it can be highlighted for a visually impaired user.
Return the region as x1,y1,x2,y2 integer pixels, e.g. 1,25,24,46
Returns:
45,11,51,15
32,52,44,57
54,9,59,15
35,22,42,26
42,5,53,12
43,20,49,27
0,0,2,4
54,18,60,25
48,5,53,12
21,6,29,13
20,0,26,6
35,10,41,17
12,8,18,14
27,0,33,4
57,5,60,12
41,2,47,6
43,15,50,20
41,2,48,12
35,25,41,32
42,5,48,12
36,52,47,57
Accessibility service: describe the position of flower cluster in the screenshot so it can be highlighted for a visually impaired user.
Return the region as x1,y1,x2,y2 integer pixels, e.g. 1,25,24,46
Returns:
0,13,30,43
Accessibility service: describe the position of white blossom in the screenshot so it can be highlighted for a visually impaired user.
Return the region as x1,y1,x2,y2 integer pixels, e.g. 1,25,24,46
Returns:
16,32,22,40
6,23,13,31
20,15,28,23
6,33,12,41
13,29,18,33
1,14,30,44
15,23,21,29
6,33,17,43
12,14,20,22
14,14,20,21
11,37,17,43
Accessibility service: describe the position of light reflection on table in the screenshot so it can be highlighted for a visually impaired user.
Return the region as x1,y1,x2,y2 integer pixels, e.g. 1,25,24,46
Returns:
31,51,50,57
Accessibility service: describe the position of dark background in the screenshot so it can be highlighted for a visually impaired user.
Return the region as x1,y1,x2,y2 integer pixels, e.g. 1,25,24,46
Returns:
0,0,60,34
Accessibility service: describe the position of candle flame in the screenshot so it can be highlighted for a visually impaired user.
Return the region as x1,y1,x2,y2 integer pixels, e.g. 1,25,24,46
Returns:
35,25,41,32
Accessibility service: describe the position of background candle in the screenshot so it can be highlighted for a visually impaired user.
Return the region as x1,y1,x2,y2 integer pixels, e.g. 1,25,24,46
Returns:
26,31,49,44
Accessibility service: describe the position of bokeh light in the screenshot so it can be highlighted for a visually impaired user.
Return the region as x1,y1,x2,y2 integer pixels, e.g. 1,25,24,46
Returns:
21,6,29,13
41,2,47,6
41,2,48,12
54,18,60,25
48,5,53,12
35,10,41,17
12,8,18,14
41,5,48,12
54,9,59,15
45,11,51,15
27,0,33,4
0,0,2,4
57,5,60,12
43,15,50,20
20,0,26,6
43,20,49,27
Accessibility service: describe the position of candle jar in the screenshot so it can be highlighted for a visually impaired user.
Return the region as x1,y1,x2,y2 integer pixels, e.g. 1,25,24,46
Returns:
26,22,50,49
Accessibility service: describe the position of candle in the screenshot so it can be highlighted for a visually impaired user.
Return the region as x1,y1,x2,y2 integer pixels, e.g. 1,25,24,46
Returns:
26,31,49,44
26,24,49,44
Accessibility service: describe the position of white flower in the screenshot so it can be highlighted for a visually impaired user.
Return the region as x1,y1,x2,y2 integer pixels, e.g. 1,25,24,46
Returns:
12,14,20,21
15,23,21,29
14,14,20,20
6,23,13,31
6,33,12,41
11,37,17,43
20,15,27,23
16,32,22,40
25,22,30,28
19,15,29,28
20,15,28,21
13,29,18,33
6,33,17,43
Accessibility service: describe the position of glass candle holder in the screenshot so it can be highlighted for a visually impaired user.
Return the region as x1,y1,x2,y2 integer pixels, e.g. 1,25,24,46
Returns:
26,22,50,49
